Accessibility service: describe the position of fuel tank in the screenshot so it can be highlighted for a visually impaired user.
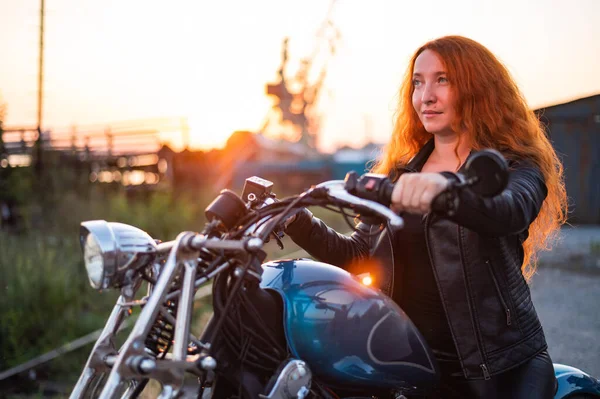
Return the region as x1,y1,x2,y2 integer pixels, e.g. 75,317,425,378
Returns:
554,363,600,398
260,259,439,394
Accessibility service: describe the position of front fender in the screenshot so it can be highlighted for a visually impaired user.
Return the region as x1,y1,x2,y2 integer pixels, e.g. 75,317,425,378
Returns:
554,363,600,398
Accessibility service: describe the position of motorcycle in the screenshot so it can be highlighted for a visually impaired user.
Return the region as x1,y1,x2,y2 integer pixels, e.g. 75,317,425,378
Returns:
70,150,600,398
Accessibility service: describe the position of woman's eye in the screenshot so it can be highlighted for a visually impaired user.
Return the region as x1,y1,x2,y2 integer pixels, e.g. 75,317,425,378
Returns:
438,76,448,83
412,79,421,86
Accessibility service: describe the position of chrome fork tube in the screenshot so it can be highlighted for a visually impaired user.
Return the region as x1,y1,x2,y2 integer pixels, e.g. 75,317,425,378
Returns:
98,232,197,399
70,293,133,399
173,259,197,360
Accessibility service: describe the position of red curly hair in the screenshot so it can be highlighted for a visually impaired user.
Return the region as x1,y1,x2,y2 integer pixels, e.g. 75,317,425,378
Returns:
372,35,567,280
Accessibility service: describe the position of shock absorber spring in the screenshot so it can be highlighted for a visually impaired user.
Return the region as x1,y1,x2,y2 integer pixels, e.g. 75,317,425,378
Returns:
144,299,177,357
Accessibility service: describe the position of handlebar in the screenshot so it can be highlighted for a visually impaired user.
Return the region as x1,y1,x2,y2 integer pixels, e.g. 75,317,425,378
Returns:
209,150,507,239
314,180,404,230
343,171,458,215
241,174,460,239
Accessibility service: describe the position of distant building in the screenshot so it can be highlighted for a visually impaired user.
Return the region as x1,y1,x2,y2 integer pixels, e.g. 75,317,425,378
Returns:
221,131,323,192
534,93,600,224
225,138,384,193
331,143,383,180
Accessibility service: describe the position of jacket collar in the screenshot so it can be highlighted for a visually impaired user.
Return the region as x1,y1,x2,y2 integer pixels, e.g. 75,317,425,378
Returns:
405,138,435,172
388,138,435,181
396,137,474,177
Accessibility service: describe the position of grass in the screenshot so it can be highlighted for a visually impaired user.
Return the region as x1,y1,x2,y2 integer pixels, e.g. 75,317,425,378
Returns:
0,232,119,395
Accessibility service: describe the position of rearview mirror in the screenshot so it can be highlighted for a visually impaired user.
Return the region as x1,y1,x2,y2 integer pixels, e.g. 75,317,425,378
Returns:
464,149,508,197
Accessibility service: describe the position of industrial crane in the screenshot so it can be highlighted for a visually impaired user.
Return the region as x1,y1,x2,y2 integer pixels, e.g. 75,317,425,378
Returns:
262,0,340,150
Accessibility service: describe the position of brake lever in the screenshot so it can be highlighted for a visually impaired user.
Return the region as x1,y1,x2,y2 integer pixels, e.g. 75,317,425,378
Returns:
271,232,285,250
317,181,404,230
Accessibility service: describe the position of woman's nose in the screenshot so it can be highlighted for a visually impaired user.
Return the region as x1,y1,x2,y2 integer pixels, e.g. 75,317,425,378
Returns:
421,84,436,104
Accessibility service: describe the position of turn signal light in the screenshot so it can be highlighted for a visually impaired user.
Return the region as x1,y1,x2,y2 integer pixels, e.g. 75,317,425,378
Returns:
357,273,373,287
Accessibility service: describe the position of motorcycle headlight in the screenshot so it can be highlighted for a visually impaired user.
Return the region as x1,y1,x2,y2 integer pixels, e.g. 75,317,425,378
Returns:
80,220,157,289
83,233,105,288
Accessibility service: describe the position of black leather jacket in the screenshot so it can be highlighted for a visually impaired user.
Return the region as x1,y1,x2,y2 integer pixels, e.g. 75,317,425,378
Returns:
286,139,549,380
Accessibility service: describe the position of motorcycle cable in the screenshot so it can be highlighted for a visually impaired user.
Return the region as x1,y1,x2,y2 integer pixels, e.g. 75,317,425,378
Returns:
329,201,390,238
211,263,286,371
216,313,281,373
248,197,386,240
213,307,279,374
232,289,275,399
237,288,287,354
228,195,320,239
243,193,344,239
160,254,225,304
267,196,388,239
229,209,293,241
214,267,285,358
257,188,324,242
231,187,328,240
231,197,300,239
243,185,341,236
206,256,258,345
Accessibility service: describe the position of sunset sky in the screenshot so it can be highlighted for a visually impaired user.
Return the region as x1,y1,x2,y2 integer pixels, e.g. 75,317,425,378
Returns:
1,0,599,152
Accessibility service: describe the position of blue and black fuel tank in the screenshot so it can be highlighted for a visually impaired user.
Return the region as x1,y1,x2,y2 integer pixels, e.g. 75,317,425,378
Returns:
260,259,439,394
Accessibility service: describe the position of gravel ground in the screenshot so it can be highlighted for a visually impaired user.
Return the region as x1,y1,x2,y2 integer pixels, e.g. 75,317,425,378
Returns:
528,225,600,377
538,225,600,270
531,266,600,377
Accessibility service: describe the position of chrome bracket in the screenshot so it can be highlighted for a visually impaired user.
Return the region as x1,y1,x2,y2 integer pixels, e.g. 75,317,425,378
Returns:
259,359,312,399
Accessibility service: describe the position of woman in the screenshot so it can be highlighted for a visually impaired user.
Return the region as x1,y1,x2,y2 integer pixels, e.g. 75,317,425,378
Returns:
286,35,567,398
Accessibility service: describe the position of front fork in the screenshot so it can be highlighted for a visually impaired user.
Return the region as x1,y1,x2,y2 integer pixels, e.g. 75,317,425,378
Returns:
70,232,204,399
70,291,136,398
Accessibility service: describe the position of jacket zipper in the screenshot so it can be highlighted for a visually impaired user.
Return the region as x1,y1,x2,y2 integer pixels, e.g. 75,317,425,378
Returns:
485,259,512,326
480,364,491,380
456,225,490,380
423,214,469,378
387,228,395,299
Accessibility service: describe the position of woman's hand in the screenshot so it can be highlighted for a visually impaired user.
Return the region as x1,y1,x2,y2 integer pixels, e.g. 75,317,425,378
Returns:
390,173,449,214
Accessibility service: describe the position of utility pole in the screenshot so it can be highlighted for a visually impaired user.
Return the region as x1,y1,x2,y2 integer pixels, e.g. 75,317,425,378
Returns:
33,0,45,183
37,0,45,132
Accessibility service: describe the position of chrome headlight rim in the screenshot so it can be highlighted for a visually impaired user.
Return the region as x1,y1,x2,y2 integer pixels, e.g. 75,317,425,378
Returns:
80,220,118,289
80,220,158,290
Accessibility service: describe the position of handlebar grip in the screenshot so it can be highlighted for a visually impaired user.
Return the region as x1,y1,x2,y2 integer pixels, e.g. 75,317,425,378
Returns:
431,189,459,215
381,181,395,207
344,172,396,207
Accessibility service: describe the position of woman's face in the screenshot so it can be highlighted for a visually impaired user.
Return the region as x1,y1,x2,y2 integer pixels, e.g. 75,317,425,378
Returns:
412,49,456,137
